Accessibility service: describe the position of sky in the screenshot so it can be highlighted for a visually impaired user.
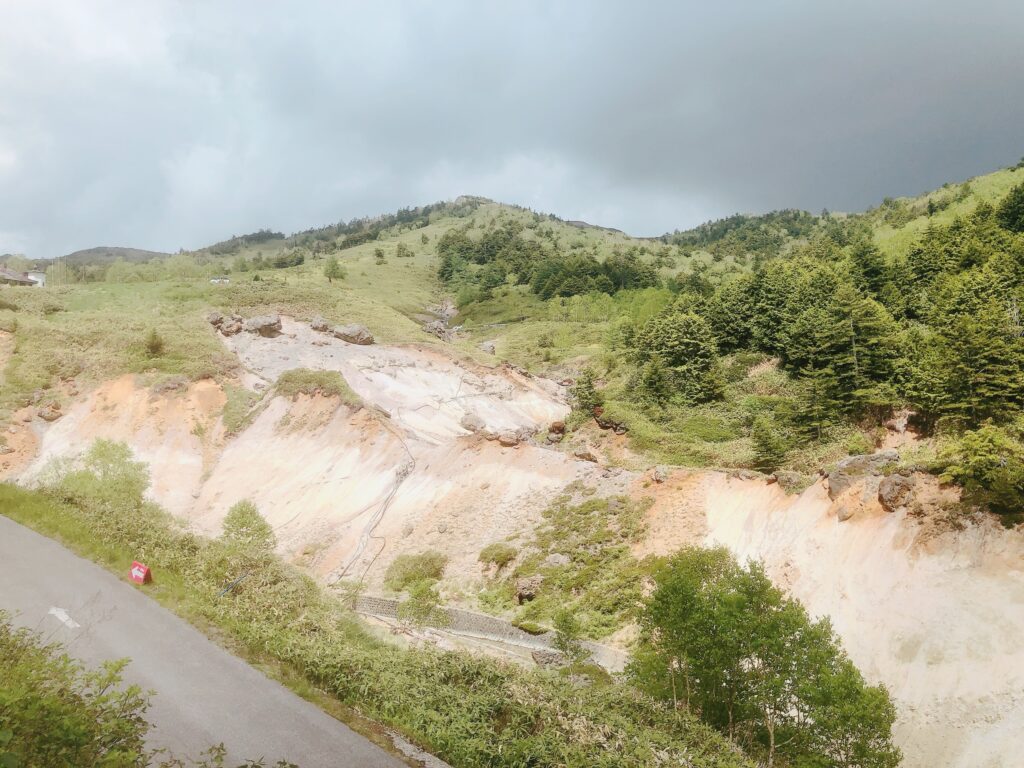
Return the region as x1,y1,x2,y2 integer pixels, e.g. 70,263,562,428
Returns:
2,1,1023,257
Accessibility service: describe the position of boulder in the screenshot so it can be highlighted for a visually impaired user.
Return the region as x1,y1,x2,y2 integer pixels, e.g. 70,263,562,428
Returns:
460,413,485,433
650,466,669,483
498,431,520,447
574,448,598,463
543,553,570,568
836,505,855,522
206,310,224,326
310,316,331,332
546,432,563,443
422,319,451,341
828,450,899,500
37,405,61,422
515,575,544,604
333,324,374,345
220,320,242,336
549,420,566,435
243,314,282,337
531,649,565,669
878,474,916,512
479,340,497,355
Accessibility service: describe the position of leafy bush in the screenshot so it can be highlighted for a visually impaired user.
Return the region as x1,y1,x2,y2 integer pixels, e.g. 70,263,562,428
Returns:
938,422,1024,517
145,328,165,357
0,612,149,766
631,546,901,768
221,500,275,553
478,542,517,570
383,551,448,592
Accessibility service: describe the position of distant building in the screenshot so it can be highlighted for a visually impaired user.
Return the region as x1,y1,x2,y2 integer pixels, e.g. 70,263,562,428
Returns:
209,275,230,284
0,266,35,286
27,270,46,287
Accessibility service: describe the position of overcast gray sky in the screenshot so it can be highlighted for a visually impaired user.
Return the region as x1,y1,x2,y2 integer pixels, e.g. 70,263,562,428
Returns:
2,1,1023,257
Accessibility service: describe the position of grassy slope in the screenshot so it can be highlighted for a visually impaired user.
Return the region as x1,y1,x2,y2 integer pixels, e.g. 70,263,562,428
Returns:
3,163,1020,465
872,166,1022,256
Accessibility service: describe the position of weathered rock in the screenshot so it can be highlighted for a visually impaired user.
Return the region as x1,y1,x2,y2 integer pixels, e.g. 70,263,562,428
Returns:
243,314,282,337
836,505,855,522
531,649,565,668
549,420,565,434
333,324,374,345
206,310,224,326
878,474,916,512
219,320,242,336
546,432,563,443
836,450,899,474
650,466,669,483
574,448,598,463
422,319,451,341
310,315,330,332
828,450,899,500
37,405,61,422
479,340,497,355
460,413,485,432
543,553,570,568
498,431,520,447
515,575,544,604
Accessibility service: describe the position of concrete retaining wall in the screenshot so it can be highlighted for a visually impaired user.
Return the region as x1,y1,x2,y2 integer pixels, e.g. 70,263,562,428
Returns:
354,594,628,672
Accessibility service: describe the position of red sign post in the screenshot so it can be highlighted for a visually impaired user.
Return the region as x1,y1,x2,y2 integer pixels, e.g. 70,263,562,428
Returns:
130,560,152,584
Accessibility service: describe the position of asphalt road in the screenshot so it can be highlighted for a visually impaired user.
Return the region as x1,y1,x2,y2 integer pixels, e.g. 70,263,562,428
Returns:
0,515,406,768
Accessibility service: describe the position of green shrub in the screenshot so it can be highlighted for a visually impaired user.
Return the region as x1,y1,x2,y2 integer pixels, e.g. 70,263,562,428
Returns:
383,551,448,592
0,612,149,766
221,500,275,553
144,328,165,357
938,422,1024,518
478,542,517,569
631,546,901,768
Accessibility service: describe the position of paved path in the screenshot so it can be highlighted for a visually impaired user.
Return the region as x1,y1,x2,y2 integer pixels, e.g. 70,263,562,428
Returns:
0,515,405,768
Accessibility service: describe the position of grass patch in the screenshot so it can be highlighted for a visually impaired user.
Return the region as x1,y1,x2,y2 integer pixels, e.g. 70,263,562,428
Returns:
496,494,653,640
383,551,448,592
478,542,517,569
221,384,262,435
275,369,361,405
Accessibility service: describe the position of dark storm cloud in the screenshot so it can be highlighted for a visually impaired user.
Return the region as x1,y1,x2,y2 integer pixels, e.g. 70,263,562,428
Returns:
1,1,1022,256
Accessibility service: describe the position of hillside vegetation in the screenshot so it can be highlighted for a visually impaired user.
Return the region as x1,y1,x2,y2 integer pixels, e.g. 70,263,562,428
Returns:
5,164,1024,519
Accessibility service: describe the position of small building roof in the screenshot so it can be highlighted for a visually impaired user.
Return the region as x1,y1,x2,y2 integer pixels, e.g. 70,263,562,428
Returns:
0,266,35,284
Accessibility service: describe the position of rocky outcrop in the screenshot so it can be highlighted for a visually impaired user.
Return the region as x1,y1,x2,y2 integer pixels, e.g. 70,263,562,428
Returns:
243,314,282,337
460,413,485,433
878,474,916,512
310,316,330,332
828,450,898,500
333,324,374,345
515,575,544,604
422,319,452,342
37,403,61,422
498,431,520,447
